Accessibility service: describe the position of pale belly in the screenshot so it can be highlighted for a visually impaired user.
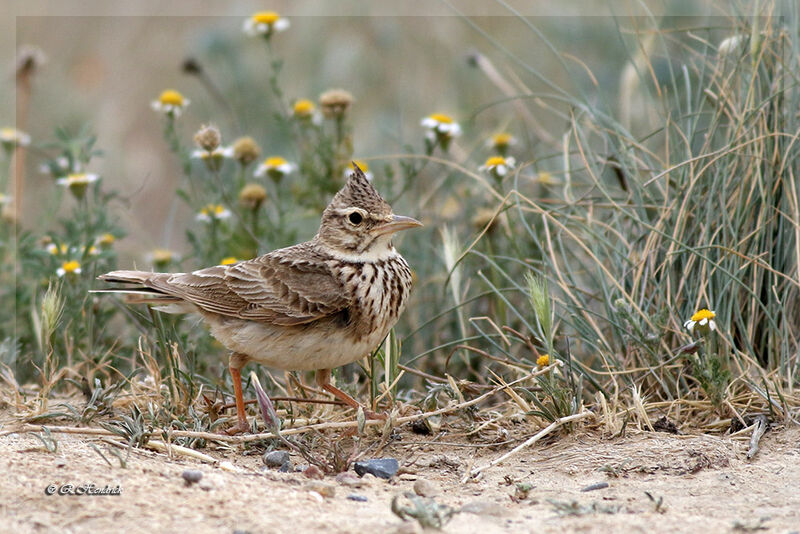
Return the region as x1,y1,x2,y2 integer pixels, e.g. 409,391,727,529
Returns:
204,314,393,371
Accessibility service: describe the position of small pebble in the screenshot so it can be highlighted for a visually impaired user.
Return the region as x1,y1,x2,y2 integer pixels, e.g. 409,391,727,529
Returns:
580,482,609,492
303,465,324,480
55,458,67,468
263,450,290,468
279,461,293,473
181,470,203,485
353,458,399,480
347,494,368,502
199,479,214,491
308,491,324,503
413,478,439,497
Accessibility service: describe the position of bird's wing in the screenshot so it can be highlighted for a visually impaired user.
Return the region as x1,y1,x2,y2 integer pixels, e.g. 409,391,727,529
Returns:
148,244,350,325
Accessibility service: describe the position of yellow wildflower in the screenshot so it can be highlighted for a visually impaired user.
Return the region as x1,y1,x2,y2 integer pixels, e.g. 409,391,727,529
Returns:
151,89,190,117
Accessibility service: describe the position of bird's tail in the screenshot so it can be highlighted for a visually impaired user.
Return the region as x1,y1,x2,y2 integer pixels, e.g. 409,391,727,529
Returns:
94,270,192,314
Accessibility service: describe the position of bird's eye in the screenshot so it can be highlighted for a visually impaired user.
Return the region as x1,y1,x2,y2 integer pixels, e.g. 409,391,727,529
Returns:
348,212,363,225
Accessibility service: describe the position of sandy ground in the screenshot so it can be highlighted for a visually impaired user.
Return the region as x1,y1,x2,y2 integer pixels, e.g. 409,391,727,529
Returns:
1,418,798,534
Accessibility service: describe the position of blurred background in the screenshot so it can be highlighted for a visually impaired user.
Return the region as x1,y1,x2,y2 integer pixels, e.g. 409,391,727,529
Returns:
6,1,721,258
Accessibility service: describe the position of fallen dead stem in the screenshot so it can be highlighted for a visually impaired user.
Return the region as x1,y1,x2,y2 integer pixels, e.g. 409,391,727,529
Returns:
463,410,595,482
144,440,218,464
2,363,562,446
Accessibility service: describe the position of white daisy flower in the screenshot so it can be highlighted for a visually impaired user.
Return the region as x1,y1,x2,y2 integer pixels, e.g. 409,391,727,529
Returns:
421,113,462,143
254,156,297,181
344,160,373,181
0,127,31,149
196,204,232,223
56,173,100,199
46,243,69,255
191,146,234,171
191,146,234,159
479,156,516,178
487,132,517,156
0,193,12,205
96,233,116,249
243,12,290,38
57,260,82,277
151,89,190,117
292,99,322,125
683,309,717,335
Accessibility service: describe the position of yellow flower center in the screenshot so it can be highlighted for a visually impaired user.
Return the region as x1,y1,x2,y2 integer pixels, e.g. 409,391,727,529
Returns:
99,233,115,245
350,160,369,172
537,354,550,367
201,204,226,217
265,156,287,168
293,99,315,115
66,173,87,184
62,260,80,274
492,133,513,146
252,11,280,25
537,171,554,184
690,309,716,321
429,113,453,124
159,90,185,106
152,249,173,263
0,127,15,138
485,156,507,167
220,257,238,265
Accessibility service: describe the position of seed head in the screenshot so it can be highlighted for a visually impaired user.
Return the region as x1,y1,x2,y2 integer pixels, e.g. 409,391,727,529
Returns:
39,283,64,351
319,89,353,119
233,136,261,166
239,183,268,210
193,124,221,152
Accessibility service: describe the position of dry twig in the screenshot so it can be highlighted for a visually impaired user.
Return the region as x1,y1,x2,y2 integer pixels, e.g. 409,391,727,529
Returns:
462,410,594,482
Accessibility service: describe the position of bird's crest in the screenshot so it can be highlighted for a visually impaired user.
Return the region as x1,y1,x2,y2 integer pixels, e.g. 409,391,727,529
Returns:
326,162,391,216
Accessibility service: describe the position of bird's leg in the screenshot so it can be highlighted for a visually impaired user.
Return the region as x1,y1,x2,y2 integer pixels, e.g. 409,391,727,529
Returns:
224,353,251,435
315,368,387,420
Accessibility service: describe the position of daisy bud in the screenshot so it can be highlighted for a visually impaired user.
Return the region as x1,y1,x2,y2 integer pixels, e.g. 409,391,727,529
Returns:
233,137,261,167
319,89,354,119
239,183,268,211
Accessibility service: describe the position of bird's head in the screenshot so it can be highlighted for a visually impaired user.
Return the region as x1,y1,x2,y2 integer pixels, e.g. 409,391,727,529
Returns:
317,163,422,257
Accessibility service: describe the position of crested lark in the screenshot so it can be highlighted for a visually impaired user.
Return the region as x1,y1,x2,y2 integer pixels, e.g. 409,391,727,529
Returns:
98,164,421,433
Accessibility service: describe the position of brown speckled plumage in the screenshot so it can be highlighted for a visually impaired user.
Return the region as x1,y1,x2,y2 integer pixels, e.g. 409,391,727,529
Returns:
98,164,421,432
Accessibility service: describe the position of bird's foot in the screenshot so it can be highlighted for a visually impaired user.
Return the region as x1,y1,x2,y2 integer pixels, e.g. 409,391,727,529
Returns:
222,419,251,435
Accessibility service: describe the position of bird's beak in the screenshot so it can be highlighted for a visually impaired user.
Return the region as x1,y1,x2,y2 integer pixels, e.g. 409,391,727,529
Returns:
371,214,423,236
